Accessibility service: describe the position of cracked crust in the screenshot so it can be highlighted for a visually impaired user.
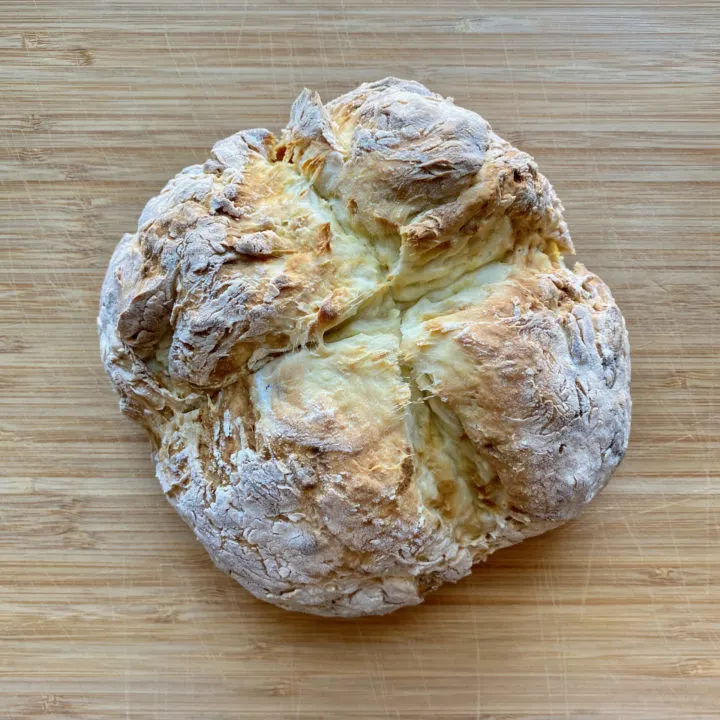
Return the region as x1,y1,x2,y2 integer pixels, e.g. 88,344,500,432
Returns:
99,78,631,617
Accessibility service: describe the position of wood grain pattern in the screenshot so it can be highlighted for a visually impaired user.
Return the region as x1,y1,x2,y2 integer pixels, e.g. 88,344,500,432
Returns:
1,1,718,717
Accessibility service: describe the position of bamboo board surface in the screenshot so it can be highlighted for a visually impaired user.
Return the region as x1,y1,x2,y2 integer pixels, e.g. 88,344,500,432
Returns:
1,1,719,718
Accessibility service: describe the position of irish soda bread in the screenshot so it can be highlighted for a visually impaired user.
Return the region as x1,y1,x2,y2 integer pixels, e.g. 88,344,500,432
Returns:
99,78,631,616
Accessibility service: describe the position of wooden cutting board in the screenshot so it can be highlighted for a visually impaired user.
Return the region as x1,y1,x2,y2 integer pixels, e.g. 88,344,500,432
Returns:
1,1,718,717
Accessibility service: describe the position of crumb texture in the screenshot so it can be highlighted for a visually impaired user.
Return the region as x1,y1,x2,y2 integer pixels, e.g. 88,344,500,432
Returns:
99,78,631,617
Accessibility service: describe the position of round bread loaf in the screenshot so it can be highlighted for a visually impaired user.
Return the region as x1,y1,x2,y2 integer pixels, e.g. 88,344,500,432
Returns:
99,78,631,617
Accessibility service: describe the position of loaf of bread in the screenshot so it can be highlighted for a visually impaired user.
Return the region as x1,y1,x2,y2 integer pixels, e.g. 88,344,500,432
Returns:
99,78,631,616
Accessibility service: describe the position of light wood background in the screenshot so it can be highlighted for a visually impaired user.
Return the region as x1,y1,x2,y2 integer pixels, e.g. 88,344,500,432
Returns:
1,1,719,718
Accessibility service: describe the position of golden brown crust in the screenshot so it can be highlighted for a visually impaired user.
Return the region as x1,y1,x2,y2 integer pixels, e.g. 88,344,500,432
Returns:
99,78,630,617
402,261,630,525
